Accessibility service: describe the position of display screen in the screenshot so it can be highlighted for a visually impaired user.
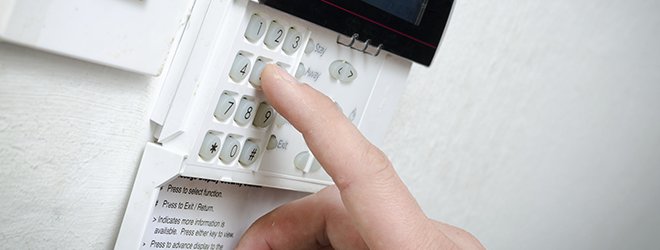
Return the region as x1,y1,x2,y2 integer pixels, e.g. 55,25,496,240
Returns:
361,0,427,25
260,0,454,66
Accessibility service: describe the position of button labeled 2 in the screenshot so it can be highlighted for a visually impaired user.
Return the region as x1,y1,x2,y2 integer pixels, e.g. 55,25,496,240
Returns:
264,21,285,49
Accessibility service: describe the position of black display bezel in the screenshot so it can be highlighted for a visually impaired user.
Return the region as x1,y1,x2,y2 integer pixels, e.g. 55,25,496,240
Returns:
259,0,454,66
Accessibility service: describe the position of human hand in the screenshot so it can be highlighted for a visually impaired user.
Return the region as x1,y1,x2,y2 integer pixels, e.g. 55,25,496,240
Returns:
235,64,485,250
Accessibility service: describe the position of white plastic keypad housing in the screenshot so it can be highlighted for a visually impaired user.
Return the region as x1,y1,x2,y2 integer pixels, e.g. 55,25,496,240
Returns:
115,0,413,249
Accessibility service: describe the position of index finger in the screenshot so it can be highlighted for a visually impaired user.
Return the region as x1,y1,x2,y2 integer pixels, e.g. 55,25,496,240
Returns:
260,64,446,249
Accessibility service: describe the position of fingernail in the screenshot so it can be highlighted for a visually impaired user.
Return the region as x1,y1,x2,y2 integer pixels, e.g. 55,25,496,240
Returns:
272,64,300,85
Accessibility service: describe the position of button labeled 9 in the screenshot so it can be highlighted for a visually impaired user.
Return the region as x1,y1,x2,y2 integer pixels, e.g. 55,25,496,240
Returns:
252,102,275,128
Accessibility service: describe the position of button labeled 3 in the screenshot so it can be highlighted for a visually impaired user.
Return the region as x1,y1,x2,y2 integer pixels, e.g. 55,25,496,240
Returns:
282,28,302,54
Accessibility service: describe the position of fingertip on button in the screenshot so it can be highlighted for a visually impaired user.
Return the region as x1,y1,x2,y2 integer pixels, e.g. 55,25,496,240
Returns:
249,60,268,87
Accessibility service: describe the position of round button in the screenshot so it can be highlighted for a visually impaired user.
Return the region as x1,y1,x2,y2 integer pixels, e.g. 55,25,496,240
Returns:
267,135,277,150
295,63,305,79
294,151,322,172
304,38,315,54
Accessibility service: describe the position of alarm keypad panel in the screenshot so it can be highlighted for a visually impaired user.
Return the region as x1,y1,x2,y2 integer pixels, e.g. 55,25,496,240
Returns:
114,0,415,248
165,1,398,192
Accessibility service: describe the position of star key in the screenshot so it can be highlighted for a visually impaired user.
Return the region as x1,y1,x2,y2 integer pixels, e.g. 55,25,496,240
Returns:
199,133,222,160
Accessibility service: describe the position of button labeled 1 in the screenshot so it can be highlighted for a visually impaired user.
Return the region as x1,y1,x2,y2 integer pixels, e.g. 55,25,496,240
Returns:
329,60,358,82
244,14,267,42
294,151,322,172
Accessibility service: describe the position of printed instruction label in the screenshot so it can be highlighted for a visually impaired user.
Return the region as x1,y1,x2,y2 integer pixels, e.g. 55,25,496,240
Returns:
142,177,309,250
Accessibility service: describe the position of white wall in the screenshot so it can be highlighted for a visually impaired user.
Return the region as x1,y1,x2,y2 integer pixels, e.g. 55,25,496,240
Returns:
1,0,659,249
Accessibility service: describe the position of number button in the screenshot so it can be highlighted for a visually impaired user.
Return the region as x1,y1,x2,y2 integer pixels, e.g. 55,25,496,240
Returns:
248,60,268,87
199,133,221,161
264,21,285,49
214,93,237,121
239,140,260,166
234,98,256,125
252,102,275,128
219,136,240,163
282,28,302,54
229,54,251,82
244,14,267,42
